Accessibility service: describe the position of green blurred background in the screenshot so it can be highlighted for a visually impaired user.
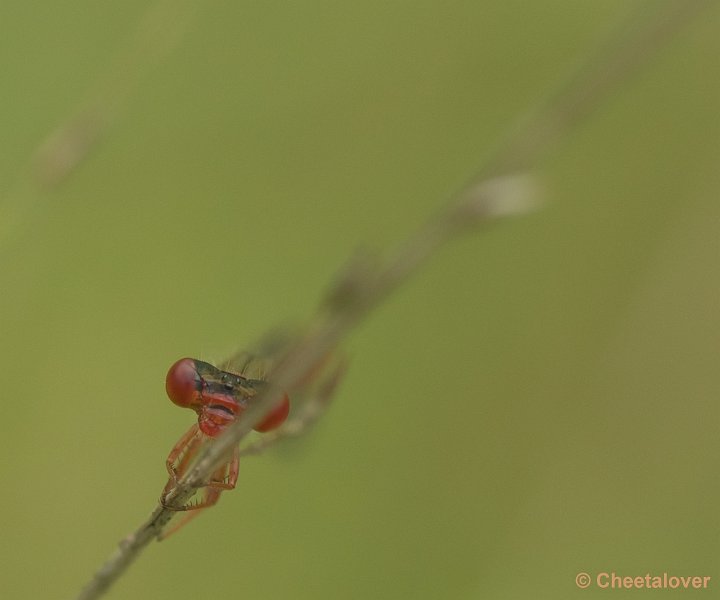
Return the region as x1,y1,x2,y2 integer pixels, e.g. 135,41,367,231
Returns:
1,1,718,598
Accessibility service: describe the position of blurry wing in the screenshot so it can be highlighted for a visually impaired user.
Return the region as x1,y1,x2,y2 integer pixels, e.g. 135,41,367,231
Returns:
218,328,295,379
238,354,348,458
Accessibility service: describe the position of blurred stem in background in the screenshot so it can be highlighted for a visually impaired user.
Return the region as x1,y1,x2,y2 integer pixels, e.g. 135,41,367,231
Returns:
0,0,201,250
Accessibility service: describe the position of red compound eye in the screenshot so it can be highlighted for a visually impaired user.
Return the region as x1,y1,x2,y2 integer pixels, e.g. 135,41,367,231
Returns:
166,358,202,409
254,393,290,432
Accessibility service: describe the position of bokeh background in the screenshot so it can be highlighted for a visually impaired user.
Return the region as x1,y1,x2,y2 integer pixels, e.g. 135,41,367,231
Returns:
1,1,718,598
